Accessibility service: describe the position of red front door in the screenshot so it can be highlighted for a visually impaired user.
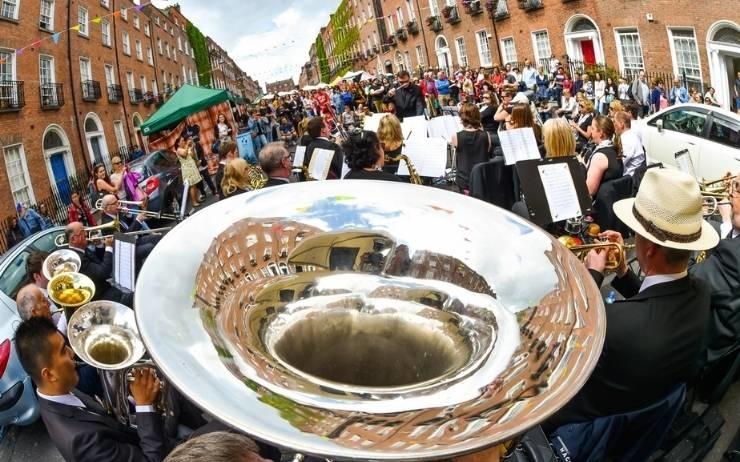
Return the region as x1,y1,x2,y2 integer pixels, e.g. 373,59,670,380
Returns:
581,40,596,64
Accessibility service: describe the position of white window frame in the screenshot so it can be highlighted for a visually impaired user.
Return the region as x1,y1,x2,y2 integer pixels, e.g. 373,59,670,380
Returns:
104,63,115,86
416,45,426,67
132,15,139,29
1,0,20,21
122,31,130,55
120,6,127,21
177,35,182,51
113,120,126,149
100,0,109,8
39,0,54,31
396,7,404,28
530,29,551,66
667,27,703,85
3,144,35,206
428,0,439,16
79,56,91,82
157,38,163,55
500,36,517,65
140,75,147,93
476,29,493,67
39,54,55,84
101,19,111,47
613,27,645,76
406,0,416,20
77,6,88,37
135,39,143,61
165,42,170,59
144,23,150,37
455,37,468,67
126,71,134,91
146,46,153,66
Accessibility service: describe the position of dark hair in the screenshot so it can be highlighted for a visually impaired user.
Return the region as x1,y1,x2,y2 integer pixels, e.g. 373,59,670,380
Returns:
218,140,237,159
26,251,49,284
658,245,692,266
592,115,622,159
15,317,58,383
307,117,324,138
459,103,481,128
342,130,381,170
397,70,410,79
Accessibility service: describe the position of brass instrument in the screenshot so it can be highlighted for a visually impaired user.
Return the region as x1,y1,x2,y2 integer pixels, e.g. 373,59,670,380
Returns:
54,220,120,248
42,249,82,281
701,196,730,217
95,199,180,221
246,164,269,189
700,174,733,198
67,301,170,428
566,241,635,272
386,153,422,184
47,272,96,320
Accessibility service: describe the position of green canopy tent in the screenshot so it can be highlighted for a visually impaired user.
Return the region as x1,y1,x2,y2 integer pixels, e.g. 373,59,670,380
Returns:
140,84,230,136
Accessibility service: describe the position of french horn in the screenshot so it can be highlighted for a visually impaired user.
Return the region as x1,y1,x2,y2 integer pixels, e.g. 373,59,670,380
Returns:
135,181,606,460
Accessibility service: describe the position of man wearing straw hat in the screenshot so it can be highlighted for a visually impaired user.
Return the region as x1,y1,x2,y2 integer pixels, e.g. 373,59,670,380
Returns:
550,168,719,427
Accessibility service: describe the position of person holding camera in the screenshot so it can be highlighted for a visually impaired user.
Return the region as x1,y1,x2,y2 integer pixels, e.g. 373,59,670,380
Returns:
176,135,203,208
383,70,424,121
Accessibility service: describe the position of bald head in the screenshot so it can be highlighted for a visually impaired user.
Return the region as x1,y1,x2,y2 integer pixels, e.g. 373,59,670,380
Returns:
16,284,52,322
65,221,86,249
101,194,118,215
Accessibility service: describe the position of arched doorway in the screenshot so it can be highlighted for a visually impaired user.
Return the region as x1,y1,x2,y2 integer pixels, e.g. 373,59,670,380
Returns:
563,15,605,65
395,51,406,72
132,112,147,155
435,35,452,73
706,21,740,111
84,113,110,171
42,125,76,203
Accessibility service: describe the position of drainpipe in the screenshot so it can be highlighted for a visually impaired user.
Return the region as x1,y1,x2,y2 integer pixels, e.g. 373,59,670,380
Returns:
489,3,504,66
111,0,133,153
414,0,431,70
67,0,92,175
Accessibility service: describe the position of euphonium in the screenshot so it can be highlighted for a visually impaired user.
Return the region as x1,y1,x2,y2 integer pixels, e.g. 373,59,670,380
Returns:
247,164,269,189
42,249,82,280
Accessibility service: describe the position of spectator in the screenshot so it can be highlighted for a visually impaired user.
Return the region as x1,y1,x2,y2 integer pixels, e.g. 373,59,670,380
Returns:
704,87,721,107
629,70,651,117
604,77,617,112
669,78,689,105
571,73,584,97
67,191,96,227
535,67,549,100
613,111,645,177
4,216,24,248
608,100,625,119
340,105,356,131
331,87,345,114
17,203,49,238
543,117,576,158
617,77,630,102
594,73,606,114
278,117,297,144
650,79,665,114
37,203,54,229
583,73,595,103
522,59,537,91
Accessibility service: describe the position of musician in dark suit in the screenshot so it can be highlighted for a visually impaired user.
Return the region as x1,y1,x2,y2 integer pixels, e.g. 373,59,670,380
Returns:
258,142,291,187
303,117,343,180
549,168,719,428
382,70,424,121
14,317,168,462
99,194,160,271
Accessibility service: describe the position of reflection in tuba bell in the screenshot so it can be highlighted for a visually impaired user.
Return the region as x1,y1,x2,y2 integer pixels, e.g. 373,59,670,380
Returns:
47,272,96,320
42,249,82,280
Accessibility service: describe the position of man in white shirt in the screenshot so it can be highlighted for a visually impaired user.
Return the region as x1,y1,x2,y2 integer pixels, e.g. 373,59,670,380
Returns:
522,59,537,91
16,284,66,336
613,111,644,177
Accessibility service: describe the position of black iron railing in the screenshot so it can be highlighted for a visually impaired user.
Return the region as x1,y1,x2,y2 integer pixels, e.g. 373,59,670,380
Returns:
81,80,102,101
107,84,123,103
40,83,64,109
0,81,25,111
129,88,143,103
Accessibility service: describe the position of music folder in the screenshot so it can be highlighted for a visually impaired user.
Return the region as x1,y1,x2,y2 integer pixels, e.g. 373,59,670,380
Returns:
113,233,136,293
515,157,592,226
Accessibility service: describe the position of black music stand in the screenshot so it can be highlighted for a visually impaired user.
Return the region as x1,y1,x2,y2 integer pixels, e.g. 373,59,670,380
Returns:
515,157,592,227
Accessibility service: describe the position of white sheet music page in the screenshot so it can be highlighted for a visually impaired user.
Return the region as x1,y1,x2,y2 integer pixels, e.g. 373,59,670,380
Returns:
499,128,541,165
538,163,582,222
114,239,136,292
674,150,697,179
308,148,334,180
398,138,447,178
362,113,385,133
443,115,463,140
293,146,307,167
401,116,428,140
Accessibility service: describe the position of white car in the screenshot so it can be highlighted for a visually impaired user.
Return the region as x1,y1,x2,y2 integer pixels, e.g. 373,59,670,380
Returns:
638,103,740,180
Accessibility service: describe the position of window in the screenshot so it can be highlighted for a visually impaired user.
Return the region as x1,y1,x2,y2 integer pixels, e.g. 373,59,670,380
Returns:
144,23,150,37
120,6,127,20
39,56,54,84
152,79,158,95
708,116,740,149
104,64,115,86
500,36,516,65
77,6,88,36
122,31,130,55
386,17,395,34
133,15,139,29
455,37,468,67
172,46,177,62
4,145,34,206
669,29,701,84
177,35,182,51
39,0,54,31
146,46,153,65
615,29,644,75
406,0,415,20
79,57,91,81
154,16,159,26
649,108,707,137
135,39,142,60
101,19,111,46
157,38,163,55
1,0,19,20
531,30,551,65
165,42,170,59
428,0,439,16
140,75,147,92
181,65,186,83
416,45,425,67
476,30,492,66
126,71,134,90
396,7,404,28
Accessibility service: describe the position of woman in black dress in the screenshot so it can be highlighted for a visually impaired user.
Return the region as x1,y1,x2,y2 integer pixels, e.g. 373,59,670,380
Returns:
452,103,491,194
342,130,403,182
583,115,623,197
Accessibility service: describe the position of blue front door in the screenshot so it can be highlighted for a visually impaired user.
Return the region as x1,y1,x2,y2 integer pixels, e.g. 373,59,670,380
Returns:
50,153,71,203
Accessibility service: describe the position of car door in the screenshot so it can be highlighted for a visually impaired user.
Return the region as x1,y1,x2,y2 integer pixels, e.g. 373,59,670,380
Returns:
645,107,709,177
700,112,740,180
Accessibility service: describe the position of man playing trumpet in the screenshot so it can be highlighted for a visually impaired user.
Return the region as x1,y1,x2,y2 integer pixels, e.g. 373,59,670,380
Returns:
99,194,161,272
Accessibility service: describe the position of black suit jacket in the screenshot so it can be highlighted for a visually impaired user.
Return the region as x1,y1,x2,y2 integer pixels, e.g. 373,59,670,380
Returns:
304,138,344,180
265,177,290,188
71,247,113,299
38,390,167,462
550,271,710,427
383,84,424,121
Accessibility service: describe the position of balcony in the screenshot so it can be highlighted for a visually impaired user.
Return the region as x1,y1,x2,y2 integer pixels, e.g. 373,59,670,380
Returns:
386,35,397,47
81,80,101,101
442,5,461,24
0,81,25,111
407,19,419,35
40,83,64,109
129,88,143,104
107,84,123,103
163,84,173,95
372,45,379,54
395,27,408,42
518,0,544,10
425,15,442,32
143,91,155,105
487,0,509,20
463,0,484,15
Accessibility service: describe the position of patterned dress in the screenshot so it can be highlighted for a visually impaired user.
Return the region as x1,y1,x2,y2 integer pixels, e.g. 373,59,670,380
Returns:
178,148,202,185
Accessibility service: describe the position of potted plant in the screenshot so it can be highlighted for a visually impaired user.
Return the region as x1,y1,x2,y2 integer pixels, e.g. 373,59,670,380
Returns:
442,5,454,18
407,19,419,34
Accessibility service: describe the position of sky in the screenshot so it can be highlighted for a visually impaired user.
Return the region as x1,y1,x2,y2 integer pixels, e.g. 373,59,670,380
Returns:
152,0,336,91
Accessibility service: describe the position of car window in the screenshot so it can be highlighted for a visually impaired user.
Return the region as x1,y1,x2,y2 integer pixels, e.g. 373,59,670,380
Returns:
32,231,63,253
0,251,30,300
130,163,151,179
708,115,740,149
649,109,707,137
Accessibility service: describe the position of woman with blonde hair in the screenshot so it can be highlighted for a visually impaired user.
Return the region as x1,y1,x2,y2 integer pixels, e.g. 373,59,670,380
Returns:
377,114,404,174
608,99,624,117
542,118,576,158
569,98,595,151
220,158,251,198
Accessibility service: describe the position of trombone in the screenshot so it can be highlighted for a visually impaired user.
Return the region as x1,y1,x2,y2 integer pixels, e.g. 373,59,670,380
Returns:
700,174,734,198
566,241,635,273
54,221,120,247
95,199,180,221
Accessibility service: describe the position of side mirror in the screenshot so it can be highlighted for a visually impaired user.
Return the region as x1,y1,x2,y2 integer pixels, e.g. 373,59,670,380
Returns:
656,119,663,133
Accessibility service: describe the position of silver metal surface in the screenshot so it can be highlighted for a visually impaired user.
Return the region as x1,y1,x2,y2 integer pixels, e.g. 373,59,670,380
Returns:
42,249,81,281
135,181,606,461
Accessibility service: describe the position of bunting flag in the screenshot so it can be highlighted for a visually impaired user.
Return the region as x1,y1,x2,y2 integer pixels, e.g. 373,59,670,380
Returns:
135,5,144,12
15,48,24,56
52,33,61,44
70,24,81,31
91,15,102,24
30,40,42,48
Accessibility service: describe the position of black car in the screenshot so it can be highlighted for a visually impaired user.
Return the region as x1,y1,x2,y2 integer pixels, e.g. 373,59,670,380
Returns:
128,150,183,218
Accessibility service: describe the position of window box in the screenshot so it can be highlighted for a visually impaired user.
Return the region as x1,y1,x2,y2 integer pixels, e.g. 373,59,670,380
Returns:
442,6,461,24
129,88,143,104
426,15,442,32
463,0,483,15
395,27,408,42
407,20,419,35
518,0,543,10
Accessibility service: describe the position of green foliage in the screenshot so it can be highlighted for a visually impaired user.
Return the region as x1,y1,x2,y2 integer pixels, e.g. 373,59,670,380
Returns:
328,0,359,79
186,22,212,88
316,36,330,83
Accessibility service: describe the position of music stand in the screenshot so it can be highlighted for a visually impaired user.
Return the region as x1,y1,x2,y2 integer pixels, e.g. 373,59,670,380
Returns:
515,157,592,226
112,233,136,294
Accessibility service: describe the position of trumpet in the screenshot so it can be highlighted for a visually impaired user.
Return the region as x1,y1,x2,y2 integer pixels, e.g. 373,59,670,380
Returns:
700,174,734,198
566,241,635,272
54,220,120,247
95,199,180,221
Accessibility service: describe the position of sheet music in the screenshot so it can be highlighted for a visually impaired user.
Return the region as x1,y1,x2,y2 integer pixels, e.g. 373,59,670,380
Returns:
401,116,428,140
498,128,541,165
341,161,351,179
397,138,448,178
293,145,306,167
114,237,136,292
308,148,334,180
674,149,697,179
428,115,462,142
362,113,385,133
538,163,582,222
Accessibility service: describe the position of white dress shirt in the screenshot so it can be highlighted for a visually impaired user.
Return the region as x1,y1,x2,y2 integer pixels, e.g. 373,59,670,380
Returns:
639,271,688,293
621,129,645,177
719,222,739,240
37,390,155,413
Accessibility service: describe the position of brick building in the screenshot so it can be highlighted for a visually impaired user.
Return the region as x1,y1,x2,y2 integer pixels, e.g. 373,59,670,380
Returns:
311,0,739,111
265,78,296,94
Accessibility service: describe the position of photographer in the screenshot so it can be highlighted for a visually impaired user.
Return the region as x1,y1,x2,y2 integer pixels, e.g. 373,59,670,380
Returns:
382,70,424,121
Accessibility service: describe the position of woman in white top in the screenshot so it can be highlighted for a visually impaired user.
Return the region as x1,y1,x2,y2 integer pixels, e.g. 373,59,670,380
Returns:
594,73,606,115
618,78,630,101
107,156,127,200
557,89,577,119
214,113,233,142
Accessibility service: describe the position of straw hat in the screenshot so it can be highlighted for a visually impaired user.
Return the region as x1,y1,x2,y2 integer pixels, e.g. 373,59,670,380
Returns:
613,168,719,251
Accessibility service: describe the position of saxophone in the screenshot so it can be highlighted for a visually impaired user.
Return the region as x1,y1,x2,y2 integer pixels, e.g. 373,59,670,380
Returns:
386,154,422,185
